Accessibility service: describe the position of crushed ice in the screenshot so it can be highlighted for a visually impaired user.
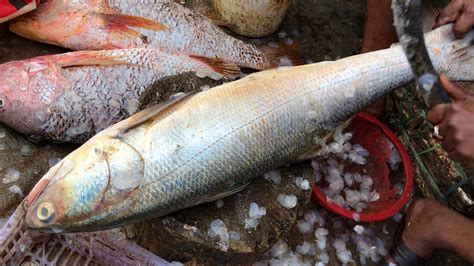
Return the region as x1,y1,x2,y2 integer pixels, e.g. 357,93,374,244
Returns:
2,168,20,184
245,202,266,229
264,170,281,184
277,194,297,209
208,219,229,252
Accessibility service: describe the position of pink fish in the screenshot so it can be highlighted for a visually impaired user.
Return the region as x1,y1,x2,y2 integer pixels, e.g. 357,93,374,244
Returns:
10,0,299,69
0,48,239,143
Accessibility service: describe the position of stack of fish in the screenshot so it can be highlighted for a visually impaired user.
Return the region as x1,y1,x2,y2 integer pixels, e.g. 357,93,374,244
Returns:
0,0,471,234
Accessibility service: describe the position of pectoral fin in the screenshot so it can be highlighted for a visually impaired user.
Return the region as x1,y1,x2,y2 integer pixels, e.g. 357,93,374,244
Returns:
98,12,168,38
192,181,251,206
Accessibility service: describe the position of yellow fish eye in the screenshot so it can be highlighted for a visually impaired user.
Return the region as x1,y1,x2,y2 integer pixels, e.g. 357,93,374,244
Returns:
37,202,55,222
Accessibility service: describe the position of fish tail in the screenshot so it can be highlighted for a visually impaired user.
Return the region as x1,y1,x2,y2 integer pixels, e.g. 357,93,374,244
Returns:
190,55,241,79
262,42,304,68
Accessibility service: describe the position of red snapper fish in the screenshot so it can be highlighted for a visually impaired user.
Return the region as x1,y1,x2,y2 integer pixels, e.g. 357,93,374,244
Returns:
0,48,239,143
9,0,298,70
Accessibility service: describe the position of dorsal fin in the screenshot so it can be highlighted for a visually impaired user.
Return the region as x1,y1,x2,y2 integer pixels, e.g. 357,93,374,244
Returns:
101,92,194,138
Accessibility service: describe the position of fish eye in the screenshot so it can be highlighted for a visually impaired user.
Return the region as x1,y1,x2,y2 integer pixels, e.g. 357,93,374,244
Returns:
0,97,5,109
36,202,55,222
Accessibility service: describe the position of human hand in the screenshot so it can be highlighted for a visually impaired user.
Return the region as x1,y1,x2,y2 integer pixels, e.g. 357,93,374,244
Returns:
434,0,474,38
427,75,474,162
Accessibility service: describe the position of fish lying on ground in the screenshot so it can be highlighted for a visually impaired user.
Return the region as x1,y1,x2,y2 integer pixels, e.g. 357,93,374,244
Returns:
9,0,298,70
24,25,473,232
0,48,239,143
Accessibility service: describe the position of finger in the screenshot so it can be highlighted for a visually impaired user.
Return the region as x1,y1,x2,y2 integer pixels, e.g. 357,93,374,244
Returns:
427,103,450,125
436,0,464,26
440,75,469,101
453,11,474,38
441,136,456,153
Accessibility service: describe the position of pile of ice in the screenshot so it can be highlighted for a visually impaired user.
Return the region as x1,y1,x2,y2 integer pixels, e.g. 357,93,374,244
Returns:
312,126,380,213
255,205,394,265
244,202,267,229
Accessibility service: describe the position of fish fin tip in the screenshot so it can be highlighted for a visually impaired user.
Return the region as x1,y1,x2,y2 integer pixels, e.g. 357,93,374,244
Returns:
263,42,304,68
100,13,168,38
190,55,241,79
193,181,251,206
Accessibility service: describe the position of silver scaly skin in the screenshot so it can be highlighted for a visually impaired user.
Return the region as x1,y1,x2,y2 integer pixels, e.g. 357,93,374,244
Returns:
25,26,473,232
0,48,223,143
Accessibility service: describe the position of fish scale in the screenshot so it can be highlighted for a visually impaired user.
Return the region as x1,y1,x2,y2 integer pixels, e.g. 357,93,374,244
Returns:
10,0,277,70
0,48,227,143
25,26,473,232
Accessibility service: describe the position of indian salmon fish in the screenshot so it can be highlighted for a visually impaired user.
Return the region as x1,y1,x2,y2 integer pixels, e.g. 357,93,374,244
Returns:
9,0,297,70
24,26,473,232
0,48,238,143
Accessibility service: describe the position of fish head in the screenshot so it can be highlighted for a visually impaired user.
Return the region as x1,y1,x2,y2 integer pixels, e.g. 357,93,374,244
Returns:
26,136,145,232
0,58,65,138
9,0,101,47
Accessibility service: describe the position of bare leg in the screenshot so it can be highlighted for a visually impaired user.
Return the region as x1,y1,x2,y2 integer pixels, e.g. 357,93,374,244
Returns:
398,199,474,263
362,0,398,117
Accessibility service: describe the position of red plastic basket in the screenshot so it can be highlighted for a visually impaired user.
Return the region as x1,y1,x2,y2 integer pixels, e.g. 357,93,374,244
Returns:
312,112,414,222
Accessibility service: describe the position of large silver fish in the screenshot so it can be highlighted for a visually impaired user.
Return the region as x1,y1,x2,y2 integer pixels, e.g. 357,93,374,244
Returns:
25,25,473,232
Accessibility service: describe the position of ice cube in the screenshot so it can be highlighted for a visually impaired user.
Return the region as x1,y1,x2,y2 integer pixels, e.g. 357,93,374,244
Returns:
278,31,287,39
208,219,229,252
277,194,297,209
2,168,20,184
296,220,313,234
319,251,330,263
245,218,259,229
295,241,312,255
353,213,360,222
316,238,327,250
270,240,288,258
304,210,317,224
336,249,353,264
200,85,211,91
354,225,364,235
264,170,282,184
48,157,62,168
333,239,347,251
20,145,31,156
229,231,240,241
315,228,329,239
8,185,23,196
215,199,224,208
344,172,354,187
